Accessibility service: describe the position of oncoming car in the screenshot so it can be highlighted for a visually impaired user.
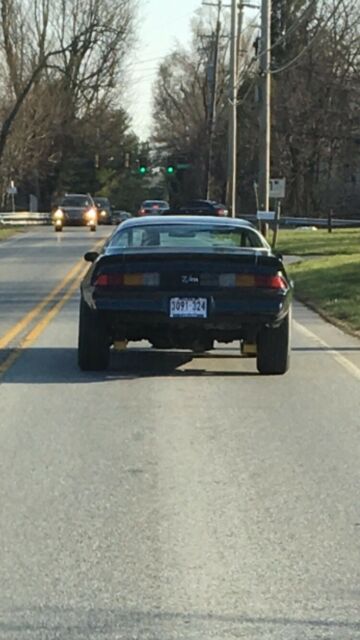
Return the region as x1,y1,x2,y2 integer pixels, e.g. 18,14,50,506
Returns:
52,194,98,232
111,210,132,225
94,197,112,225
78,216,293,374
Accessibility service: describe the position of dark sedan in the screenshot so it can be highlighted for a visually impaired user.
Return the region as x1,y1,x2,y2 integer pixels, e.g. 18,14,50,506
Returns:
111,210,132,225
176,199,229,216
137,200,170,216
94,197,112,225
78,216,293,374
52,194,97,231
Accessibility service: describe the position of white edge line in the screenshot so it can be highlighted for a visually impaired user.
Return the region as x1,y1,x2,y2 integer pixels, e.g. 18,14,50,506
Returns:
293,319,360,382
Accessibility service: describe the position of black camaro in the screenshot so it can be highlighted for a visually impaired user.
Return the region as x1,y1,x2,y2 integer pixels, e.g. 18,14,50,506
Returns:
78,216,293,374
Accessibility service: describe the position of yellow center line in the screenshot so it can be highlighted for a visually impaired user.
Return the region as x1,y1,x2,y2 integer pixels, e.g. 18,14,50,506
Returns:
0,238,103,350
0,261,83,350
0,264,89,378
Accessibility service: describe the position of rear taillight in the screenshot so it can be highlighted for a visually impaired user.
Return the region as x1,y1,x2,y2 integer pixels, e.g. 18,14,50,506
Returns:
94,273,124,287
217,208,226,216
138,208,146,216
219,272,287,289
94,272,159,287
255,274,288,290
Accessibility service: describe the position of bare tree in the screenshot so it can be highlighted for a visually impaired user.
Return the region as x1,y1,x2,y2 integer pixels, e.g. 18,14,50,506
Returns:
152,0,360,214
152,16,231,202
0,0,137,178
270,0,360,214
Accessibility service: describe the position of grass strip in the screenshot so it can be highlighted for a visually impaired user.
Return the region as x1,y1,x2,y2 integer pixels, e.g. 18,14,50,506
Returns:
276,228,360,256
275,228,360,335
0,226,24,241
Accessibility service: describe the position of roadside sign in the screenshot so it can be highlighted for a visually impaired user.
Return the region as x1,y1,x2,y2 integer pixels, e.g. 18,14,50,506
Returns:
270,178,286,199
257,210,276,221
176,163,192,170
29,194,38,212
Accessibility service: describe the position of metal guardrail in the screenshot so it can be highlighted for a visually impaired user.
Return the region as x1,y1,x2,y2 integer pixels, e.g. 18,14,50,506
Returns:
285,217,360,228
239,214,360,228
0,211,51,226
1,210,360,229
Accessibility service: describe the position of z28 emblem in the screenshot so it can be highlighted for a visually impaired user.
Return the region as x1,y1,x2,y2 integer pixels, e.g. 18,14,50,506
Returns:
181,275,199,284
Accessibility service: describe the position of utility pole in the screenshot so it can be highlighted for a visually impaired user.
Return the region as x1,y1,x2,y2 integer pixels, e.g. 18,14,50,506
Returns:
236,0,245,80
205,0,222,200
226,0,238,217
258,0,271,234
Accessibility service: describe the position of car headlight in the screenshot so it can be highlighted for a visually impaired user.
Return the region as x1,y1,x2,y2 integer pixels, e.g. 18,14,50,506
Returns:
100,210,107,217
54,209,63,220
86,208,97,221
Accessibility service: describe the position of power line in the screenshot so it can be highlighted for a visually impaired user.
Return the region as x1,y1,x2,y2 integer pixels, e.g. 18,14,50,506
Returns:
271,0,318,47
271,0,344,74
233,0,343,103
241,12,261,33
228,0,318,96
236,55,257,89
250,0,318,68
235,71,258,105
232,0,331,97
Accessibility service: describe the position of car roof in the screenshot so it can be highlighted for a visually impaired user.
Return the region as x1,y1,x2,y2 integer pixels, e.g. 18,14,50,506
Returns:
183,199,226,205
142,199,168,204
118,215,253,228
64,193,91,197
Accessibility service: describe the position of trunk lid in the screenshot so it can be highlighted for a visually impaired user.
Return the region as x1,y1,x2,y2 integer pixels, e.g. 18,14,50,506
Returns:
93,249,285,291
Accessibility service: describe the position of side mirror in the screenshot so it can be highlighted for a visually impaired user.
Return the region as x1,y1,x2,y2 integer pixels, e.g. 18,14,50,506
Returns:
274,251,283,260
84,251,99,263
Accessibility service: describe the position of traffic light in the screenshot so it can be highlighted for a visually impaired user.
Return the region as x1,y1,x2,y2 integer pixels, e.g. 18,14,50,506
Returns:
166,164,175,175
138,156,148,175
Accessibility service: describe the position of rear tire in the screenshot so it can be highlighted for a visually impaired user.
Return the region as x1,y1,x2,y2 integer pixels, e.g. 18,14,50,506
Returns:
256,311,291,375
55,226,62,232
78,298,110,371
90,225,96,232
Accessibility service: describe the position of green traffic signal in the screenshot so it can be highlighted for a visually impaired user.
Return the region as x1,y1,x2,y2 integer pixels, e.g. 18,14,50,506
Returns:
167,165,175,174
139,166,147,174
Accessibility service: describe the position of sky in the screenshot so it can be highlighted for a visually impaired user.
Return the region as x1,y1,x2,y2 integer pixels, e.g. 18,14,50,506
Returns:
127,0,202,141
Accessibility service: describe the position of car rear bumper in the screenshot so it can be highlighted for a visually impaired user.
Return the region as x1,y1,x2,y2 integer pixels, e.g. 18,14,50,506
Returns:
87,291,291,339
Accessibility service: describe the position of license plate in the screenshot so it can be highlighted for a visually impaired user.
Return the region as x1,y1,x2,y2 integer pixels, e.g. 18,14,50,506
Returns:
169,297,207,318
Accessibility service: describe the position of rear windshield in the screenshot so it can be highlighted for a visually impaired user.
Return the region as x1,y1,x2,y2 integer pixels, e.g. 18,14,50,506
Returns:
186,201,212,207
143,201,168,208
61,196,91,207
108,224,268,250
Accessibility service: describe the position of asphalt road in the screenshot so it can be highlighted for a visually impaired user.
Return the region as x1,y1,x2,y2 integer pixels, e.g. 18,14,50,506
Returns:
0,227,360,640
